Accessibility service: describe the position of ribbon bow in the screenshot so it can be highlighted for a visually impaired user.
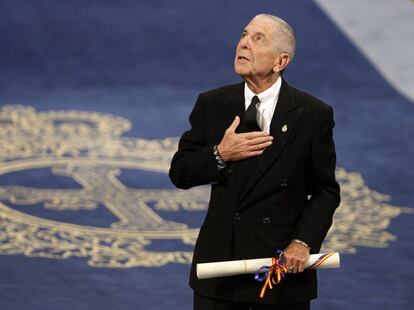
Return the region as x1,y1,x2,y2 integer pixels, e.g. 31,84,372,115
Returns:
255,250,288,298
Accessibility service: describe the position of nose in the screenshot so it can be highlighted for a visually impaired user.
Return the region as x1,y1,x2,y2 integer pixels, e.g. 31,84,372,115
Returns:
239,35,251,50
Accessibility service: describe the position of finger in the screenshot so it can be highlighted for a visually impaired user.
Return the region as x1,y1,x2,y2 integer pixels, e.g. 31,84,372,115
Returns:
284,254,299,274
286,263,293,273
286,261,295,274
298,261,305,273
299,256,308,273
285,258,297,274
239,131,271,139
247,141,273,151
246,136,274,146
282,255,293,272
227,116,240,132
293,261,300,274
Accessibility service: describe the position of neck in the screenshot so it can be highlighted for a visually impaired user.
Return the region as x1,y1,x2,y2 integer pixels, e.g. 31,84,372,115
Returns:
244,74,280,94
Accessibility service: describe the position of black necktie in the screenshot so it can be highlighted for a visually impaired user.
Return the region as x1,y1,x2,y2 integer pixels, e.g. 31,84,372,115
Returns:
245,95,261,132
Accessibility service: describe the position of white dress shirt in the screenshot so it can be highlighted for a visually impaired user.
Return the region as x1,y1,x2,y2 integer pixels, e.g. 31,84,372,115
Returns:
244,77,282,133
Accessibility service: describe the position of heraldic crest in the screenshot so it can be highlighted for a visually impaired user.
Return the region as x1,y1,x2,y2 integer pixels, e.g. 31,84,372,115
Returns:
0,105,409,268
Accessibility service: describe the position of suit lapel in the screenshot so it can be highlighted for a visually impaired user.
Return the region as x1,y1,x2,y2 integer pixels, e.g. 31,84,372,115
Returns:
237,80,304,205
218,82,246,132
218,82,260,200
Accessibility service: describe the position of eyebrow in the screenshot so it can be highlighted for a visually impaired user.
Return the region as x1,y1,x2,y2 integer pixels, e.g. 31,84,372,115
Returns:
242,29,266,37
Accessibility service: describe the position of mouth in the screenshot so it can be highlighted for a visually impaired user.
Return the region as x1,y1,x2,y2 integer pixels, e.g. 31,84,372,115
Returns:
237,55,250,62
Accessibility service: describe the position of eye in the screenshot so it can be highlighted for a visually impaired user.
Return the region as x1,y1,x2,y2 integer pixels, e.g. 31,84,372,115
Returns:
240,31,247,38
254,33,263,41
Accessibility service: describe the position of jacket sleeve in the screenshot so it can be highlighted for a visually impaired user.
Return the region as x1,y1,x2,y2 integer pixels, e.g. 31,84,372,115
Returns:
169,94,227,189
292,105,341,252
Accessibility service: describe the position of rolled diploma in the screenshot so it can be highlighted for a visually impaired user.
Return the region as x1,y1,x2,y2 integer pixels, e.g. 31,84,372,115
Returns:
197,252,340,279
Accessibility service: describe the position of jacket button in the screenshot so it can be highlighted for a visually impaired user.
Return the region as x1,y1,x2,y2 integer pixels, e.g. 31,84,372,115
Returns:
263,216,271,224
280,178,288,187
233,212,241,220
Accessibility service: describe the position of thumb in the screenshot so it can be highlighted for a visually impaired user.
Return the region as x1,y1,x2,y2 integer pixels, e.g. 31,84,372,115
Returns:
228,116,240,132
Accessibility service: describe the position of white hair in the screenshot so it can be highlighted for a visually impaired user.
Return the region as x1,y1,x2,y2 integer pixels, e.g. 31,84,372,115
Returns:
253,14,296,61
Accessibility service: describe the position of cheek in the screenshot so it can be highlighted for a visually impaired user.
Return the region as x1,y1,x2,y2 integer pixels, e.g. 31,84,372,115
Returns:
254,54,274,71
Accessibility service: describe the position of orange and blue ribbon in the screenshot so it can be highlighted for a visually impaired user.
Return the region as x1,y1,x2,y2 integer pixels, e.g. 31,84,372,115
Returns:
255,251,336,298
255,250,288,299
307,252,335,269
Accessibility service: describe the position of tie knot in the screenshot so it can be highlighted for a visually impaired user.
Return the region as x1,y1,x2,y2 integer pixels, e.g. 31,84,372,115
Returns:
251,95,260,106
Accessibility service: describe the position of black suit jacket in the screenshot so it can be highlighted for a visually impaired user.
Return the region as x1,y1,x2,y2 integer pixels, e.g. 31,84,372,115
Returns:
169,80,340,305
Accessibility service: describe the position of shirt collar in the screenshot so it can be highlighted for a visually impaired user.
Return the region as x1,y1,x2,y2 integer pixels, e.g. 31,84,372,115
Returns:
244,76,282,109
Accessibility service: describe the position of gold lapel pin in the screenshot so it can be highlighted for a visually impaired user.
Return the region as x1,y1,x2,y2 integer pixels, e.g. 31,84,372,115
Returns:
282,124,288,133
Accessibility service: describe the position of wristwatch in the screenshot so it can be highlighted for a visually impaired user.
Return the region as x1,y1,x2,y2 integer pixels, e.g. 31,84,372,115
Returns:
213,145,227,168
292,239,311,250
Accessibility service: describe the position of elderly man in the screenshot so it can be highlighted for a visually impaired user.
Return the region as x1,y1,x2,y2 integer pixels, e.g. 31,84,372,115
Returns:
169,14,340,310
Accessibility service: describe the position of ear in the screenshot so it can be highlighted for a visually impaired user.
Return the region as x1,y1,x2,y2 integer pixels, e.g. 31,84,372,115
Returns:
273,53,291,73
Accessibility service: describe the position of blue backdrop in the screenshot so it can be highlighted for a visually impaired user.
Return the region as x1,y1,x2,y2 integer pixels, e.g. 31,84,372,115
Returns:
0,1,413,309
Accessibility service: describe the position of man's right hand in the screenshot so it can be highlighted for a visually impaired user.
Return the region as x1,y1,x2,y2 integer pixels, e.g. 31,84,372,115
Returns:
217,116,273,162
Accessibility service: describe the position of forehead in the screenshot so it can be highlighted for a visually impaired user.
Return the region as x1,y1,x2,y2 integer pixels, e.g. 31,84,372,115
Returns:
244,17,276,35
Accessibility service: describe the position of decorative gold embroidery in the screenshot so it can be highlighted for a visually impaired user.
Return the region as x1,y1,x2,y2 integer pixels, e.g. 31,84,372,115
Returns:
0,105,410,268
322,168,412,253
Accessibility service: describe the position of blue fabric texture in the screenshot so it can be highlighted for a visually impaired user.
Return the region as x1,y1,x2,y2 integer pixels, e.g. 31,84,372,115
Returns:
0,1,412,309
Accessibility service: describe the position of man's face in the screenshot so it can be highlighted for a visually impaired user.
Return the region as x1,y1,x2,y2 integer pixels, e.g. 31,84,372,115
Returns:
234,18,279,80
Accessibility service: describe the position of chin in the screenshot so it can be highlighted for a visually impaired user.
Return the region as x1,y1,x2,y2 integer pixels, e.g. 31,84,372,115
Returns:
234,65,251,77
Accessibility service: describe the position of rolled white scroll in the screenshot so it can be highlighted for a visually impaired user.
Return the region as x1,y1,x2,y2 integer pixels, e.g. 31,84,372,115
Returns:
197,252,340,279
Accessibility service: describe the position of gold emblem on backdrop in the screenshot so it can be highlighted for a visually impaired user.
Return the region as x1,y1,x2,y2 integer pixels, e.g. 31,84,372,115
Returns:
0,105,410,267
